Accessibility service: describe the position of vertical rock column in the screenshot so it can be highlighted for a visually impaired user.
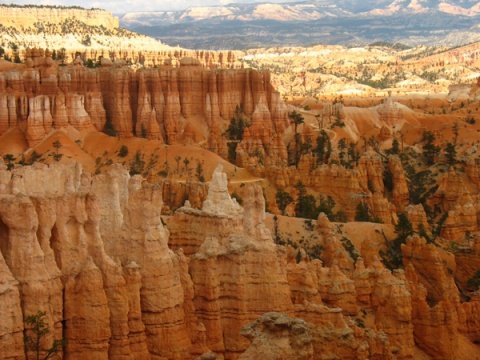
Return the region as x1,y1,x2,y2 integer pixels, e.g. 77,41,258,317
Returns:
0,248,24,360
0,196,63,359
183,165,294,358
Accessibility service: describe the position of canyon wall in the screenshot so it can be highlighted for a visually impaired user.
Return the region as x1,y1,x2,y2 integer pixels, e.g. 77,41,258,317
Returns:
0,51,278,147
0,162,478,359
0,52,421,222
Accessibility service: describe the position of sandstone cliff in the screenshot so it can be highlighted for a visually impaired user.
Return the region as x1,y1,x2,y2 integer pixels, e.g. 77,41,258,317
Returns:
0,162,479,359
0,51,276,150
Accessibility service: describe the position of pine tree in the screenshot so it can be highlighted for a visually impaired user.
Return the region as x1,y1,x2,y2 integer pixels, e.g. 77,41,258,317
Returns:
422,130,440,166
445,142,457,166
24,310,66,360
289,110,304,166
276,189,293,215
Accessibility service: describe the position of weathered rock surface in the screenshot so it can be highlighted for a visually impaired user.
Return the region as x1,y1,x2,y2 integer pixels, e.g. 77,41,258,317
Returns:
0,54,284,150
0,162,479,360
170,164,294,358
0,250,24,360
402,235,466,359
239,312,313,360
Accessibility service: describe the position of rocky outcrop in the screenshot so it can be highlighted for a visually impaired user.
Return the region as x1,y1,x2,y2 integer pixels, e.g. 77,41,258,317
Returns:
430,169,469,212
404,204,430,233
402,235,460,359
279,150,398,223
64,257,111,359
377,94,403,127
91,168,196,359
170,164,294,358
239,312,313,360
295,301,393,359
455,237,480,291
167,164,244,256
0,249,24,360
0,162,292,359
388,155,410,211
0,161,479,360
441,201,478,241
371,270,413,358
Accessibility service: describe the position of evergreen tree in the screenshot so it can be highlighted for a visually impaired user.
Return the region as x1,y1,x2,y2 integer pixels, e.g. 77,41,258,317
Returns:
118,145,129,158
276,189,293,215
315,130,331,166
395,213,414,240
467,269,480,291
355,201,370,222
183,157,190,172
140,124,147,138
383,166,394,192
422,130,440,166
196,161,205,182
445,142,457,166
338,138,347,166
348,142,359,167
386,138,400,155
317,195,336,220
129,151,145,176
380,213,414,269
224,105,249,141
52,140,62,161
224,105,250,164
104,118,116,137
289,110,304,166
294,181,319,219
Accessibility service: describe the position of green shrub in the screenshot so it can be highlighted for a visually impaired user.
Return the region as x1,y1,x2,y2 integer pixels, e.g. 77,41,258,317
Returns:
118,145,129,158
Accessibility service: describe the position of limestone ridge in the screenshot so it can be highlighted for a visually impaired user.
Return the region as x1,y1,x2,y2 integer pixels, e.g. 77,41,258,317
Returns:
0,5,119,29
0,5,240,68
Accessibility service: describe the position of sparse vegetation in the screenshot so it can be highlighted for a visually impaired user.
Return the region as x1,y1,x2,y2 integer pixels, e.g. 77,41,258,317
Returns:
380,213,413,270
24,310,66,360
118,145,129,158
340,236,359,262
104,118,116,137
466,270,480,291
129,151,145,176
276,189,293,215
52,140,63,162
3,154,16,170
224,105,250,164
196,161,205,182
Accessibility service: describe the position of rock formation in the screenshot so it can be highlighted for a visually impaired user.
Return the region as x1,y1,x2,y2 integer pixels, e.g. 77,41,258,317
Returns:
239,312,313,360
377,94,403,127
169,163,293,357
0,52,284,154
0,162,478,359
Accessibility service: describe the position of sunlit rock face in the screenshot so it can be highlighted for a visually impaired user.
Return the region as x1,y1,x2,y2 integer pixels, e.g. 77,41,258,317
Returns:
0,162,478,359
